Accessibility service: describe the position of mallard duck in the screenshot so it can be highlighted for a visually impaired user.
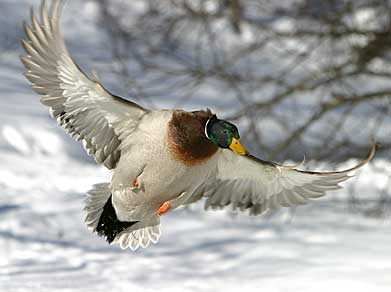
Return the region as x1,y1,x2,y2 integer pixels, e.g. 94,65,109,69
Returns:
21,0,375,251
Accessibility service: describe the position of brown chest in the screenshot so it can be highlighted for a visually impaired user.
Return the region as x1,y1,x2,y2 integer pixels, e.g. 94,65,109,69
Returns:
167,110,218,166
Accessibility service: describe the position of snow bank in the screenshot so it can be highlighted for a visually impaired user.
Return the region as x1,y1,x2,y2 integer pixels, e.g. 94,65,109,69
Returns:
0,1,390,291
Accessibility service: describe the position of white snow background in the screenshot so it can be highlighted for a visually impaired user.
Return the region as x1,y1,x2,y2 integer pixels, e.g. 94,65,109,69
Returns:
0,1,390,291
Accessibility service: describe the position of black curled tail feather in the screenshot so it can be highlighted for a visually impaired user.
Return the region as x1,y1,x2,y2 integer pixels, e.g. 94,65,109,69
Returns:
96,195,138,243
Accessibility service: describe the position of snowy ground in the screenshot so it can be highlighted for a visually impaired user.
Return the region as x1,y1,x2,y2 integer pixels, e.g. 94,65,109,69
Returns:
1,150,390,292
1,1,390,291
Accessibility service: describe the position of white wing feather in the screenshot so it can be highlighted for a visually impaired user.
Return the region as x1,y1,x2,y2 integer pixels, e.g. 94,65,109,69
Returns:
204,144,376,215
21,0,146,169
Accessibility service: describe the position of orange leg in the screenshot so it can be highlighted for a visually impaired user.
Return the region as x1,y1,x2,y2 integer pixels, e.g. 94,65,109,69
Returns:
133,178,139,188
157,201,171,216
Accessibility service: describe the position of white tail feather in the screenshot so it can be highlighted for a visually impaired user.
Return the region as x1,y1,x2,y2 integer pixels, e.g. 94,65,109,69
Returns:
84,183,161,251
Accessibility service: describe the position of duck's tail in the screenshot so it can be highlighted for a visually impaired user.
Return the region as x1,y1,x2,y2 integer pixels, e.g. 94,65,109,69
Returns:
83,183,161,250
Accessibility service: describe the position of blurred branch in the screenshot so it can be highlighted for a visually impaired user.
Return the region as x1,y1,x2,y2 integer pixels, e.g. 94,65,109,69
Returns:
94,0,391,162
270,90,391,159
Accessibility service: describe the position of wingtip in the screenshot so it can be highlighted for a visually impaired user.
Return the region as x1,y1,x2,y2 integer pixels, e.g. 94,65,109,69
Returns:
30,7,35,22
339,142,376,174
361,141,376,165
22,20,29,31
20,38,27,49
368,140,377,159
40,0,47,13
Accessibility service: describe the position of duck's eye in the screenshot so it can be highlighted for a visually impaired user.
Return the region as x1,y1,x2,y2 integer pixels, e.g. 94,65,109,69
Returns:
223,129,228,134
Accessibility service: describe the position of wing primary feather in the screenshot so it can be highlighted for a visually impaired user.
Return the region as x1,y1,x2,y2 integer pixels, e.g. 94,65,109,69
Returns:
203,144,374,215
21,0,147,170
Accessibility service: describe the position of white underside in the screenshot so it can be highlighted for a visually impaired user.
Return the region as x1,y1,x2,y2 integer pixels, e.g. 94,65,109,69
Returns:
84,110,219,250
111,110,218,222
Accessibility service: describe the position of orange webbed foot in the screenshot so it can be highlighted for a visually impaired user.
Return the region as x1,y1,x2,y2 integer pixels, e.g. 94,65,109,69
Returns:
157,201,170,216
133,178,139,188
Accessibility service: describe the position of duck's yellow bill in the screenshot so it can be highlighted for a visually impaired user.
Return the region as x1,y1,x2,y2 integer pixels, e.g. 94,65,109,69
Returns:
229,138,248,155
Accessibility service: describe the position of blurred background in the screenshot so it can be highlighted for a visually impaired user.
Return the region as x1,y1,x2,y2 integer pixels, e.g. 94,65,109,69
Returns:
0,0,390,291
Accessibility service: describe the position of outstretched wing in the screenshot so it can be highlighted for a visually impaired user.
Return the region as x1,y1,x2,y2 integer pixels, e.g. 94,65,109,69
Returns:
203,144,376,215
20,0,146,169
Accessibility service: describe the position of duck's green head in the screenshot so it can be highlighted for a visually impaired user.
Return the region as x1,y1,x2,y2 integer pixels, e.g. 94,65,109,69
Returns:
205,115,248,155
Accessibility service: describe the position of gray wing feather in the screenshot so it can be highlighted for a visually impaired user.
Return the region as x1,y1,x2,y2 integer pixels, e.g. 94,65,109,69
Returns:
204,144,375,215
21,0,146,169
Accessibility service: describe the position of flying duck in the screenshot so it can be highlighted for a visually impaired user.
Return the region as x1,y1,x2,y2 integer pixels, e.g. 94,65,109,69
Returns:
21,0,375,250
